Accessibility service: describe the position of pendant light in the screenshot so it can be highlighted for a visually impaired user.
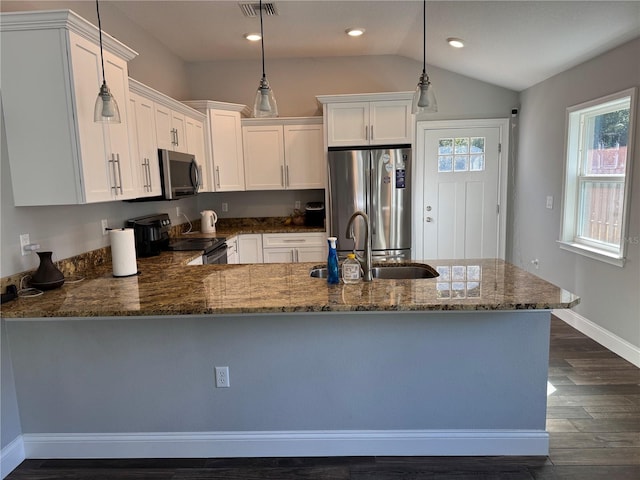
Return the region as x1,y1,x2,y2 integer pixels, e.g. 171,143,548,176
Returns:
93,0,121,123
253,0,278,117
412,0,437,113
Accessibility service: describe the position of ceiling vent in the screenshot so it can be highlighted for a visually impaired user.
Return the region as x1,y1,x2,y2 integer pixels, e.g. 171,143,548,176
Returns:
239,2,278,17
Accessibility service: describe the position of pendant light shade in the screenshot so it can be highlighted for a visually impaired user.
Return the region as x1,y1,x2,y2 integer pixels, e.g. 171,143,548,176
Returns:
94,0,121,123
412,0,437,113
253,0,278,117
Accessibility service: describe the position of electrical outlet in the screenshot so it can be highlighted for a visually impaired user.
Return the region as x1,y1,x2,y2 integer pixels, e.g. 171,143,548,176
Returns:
294,200,301,210
546,196,554,209
176,206,181,217
19,233,30,256
101,219,109,236
215,366,230,388
221,203,228,212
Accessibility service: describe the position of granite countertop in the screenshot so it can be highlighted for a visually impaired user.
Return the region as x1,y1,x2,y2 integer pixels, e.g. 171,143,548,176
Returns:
0,256,579,319
180,217,326,240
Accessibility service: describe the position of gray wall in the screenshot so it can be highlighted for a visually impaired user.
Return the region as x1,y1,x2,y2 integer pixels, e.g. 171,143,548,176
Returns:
188,55,519,118
1,320,22,449
6,311,550,434
0,1,191,100
511,37,640,348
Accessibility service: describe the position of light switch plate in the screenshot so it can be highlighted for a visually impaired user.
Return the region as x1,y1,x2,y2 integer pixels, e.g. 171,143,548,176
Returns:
546,196,554,209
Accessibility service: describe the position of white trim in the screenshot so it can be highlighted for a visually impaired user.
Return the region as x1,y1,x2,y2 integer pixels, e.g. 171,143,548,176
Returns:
317,92,414,104
22,430,548,459
557,241,625,267
1,436,25,480
553,309,640,367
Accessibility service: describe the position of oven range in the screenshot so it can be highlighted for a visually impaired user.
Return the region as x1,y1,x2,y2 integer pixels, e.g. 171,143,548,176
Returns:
168,237,227,265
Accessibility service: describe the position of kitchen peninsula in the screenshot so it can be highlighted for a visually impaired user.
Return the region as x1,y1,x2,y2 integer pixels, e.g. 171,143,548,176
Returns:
2,256,578,459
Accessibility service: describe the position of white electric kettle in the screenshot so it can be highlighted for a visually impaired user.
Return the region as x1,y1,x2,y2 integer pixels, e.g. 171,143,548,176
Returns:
200,210,218,233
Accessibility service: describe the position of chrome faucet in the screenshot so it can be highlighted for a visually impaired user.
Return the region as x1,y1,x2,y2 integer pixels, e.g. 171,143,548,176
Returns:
346,210,373,282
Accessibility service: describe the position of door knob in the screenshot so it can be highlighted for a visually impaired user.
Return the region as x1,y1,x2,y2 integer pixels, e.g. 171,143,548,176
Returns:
426,217,433,222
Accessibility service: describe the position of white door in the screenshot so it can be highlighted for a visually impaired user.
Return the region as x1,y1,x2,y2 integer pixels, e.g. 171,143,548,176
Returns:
415,120,508,260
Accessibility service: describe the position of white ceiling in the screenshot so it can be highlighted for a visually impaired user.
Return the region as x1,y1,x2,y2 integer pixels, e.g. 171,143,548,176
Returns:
14,1,640,92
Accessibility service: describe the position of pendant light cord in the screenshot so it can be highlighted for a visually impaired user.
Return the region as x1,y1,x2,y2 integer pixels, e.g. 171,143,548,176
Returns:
96,0,106,85
422,0,426,76
259,0,266,78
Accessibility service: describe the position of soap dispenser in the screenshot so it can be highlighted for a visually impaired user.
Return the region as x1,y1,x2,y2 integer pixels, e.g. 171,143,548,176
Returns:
327,237,340,284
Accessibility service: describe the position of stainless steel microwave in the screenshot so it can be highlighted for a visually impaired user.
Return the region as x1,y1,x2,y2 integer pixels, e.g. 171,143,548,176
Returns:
158,149,200,200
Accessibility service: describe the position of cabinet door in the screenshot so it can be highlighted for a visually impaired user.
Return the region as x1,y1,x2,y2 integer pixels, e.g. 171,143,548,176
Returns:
129,92,161,197
369,100,412,145
70,31,135,202
238,234,264,263
326,102,369,147
102,51,137,199
186,116,209,191
171,111,188,153
296,246,327,263
263,248,295,263
154,103,173,150
243,125,285,190
284,124,325,189
211,110,245,191
68,31,113,202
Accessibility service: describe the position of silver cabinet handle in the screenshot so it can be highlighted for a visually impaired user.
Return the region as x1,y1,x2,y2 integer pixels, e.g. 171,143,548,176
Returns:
109,154,118,194
175,128,179,147
116,153,123,194
215,166,221,188
147,159,153,191
365,125,368,140
280,165,285,187
285,165,290,187
371,124,374,140
142,158,147,191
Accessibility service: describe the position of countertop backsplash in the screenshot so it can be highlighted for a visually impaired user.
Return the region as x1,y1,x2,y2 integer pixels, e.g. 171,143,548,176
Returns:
1,217,326,292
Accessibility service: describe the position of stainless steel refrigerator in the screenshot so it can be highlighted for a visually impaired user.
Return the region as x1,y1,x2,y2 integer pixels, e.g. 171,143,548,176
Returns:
328,146,411,260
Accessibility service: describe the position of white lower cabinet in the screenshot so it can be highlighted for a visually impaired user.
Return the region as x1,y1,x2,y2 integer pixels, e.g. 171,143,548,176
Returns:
226,236,239,264
238,234,264,264
262,233,327,263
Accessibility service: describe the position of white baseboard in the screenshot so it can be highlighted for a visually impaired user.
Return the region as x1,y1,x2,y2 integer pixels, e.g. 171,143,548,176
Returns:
553,309,640,367
1,436,25,479
22,430,549,459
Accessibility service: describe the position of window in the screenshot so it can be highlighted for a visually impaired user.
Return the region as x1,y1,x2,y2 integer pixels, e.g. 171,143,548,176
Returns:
560,88,636,266
438,136,485,172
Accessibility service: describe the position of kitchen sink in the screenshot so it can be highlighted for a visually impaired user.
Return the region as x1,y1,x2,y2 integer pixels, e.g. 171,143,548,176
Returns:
309,264,439,280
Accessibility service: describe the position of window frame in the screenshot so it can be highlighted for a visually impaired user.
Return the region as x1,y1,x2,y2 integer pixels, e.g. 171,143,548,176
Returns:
559,87,636,267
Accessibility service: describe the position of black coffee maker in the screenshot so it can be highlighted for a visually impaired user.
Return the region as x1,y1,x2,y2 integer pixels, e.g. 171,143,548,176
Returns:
125,214,171,257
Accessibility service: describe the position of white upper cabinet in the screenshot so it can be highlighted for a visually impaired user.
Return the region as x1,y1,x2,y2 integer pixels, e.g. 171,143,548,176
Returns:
183,101,248,192
130,80,208,193
154,104,188,153
185,116,209,191
128,91,162,198
242,124,286,190
242,117,325,191
283,124,325,189
317,92,414,147
0,10,138,205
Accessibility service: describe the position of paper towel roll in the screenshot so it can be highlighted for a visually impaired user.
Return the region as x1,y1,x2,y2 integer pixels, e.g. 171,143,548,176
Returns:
110,228,138,277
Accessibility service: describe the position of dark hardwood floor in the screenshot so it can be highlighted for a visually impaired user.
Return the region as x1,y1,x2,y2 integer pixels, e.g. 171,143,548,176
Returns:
6,316,639,479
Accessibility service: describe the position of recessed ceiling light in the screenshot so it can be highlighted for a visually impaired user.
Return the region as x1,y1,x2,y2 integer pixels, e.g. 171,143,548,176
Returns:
346,28,365,37
244,33,262,41
447,37,465,48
